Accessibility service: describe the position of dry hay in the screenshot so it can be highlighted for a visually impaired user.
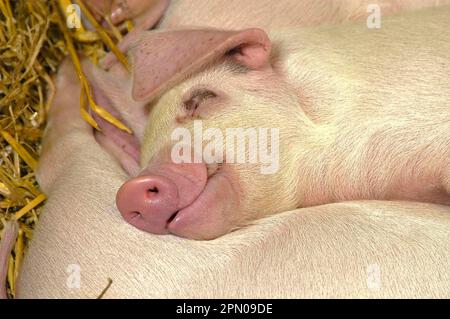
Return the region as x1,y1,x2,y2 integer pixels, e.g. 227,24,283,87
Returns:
0,0,131,298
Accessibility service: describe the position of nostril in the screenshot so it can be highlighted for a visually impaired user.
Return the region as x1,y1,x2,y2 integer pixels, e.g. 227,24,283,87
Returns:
146,186,159,198
148,187,159,193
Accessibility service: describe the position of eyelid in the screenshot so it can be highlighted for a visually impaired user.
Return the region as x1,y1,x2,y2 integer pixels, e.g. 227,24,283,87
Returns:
183,88,218,112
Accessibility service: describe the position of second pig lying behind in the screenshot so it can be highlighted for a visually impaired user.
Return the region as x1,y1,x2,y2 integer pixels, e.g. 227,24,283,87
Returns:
82,8,450,240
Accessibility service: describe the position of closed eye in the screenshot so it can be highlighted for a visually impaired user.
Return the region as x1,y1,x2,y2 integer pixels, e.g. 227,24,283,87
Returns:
183,89,218,112
176,87,226,124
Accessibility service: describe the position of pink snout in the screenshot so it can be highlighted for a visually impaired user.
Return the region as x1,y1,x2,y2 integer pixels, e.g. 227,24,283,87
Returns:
116,174,179,234
116,163,208,235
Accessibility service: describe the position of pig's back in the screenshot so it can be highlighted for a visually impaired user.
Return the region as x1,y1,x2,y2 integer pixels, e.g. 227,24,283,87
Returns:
159,0,336,29
157,0,377,30
159,0,450,30
275,6,450,123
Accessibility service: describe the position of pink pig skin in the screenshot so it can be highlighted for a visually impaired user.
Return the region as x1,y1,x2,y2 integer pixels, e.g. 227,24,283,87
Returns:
159,0,450,30
11,0,450,300
85,2,450,240
101,0,450,68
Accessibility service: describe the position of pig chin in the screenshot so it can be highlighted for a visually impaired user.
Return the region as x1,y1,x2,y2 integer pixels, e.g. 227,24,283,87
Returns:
168,171,240,239
115,162,240,240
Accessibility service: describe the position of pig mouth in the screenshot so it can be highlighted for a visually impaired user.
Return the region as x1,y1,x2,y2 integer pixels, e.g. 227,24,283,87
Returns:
165,171,237,239
166,210,179,225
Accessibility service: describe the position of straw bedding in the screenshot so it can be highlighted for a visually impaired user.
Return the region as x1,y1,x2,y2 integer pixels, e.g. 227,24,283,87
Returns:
0,0,129,298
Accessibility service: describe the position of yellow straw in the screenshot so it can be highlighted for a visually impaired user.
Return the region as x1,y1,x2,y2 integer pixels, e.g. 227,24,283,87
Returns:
13,194,47,220
54,0,132,133
0,131,38,171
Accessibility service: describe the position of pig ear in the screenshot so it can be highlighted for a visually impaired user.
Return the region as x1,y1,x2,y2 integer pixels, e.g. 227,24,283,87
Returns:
129,28,271,102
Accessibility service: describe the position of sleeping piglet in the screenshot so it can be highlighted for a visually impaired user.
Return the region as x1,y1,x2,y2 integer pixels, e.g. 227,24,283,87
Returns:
79,7,450,240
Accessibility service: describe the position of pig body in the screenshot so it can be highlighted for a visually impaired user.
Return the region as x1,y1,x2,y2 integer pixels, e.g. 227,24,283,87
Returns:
102,0,450,67
103,7,450,239
14,3,450,298
273,15,450,207
159,0,450,29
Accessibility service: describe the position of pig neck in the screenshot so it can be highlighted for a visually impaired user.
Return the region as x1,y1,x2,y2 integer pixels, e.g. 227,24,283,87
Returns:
273,8,450,207
273,28,358,207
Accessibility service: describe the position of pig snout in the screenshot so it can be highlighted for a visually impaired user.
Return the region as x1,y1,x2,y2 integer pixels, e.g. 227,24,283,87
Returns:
116,163,208,235
116,174,179,234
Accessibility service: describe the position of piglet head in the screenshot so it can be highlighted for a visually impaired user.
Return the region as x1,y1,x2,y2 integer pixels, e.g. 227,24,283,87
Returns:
116,28,305,240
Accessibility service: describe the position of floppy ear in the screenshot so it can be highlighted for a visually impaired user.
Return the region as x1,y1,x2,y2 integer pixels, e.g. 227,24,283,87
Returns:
129,28,271,102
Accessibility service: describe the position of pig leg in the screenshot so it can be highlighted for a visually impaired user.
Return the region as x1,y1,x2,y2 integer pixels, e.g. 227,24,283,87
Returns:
85,65,141,176
101,0,171,68
110,0,171,27
37,59,91,193
109,0,171,63
0,220,19,299
37,58,139,193
87,0,170,27
81,59,153,176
